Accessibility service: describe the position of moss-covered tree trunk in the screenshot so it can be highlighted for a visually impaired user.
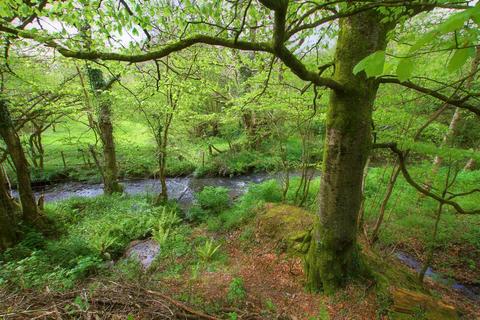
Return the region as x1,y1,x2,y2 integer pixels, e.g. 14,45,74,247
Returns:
0,164,19,251
155,116,171,205
87,68,123,195
305,10,390,293
0,100,48,230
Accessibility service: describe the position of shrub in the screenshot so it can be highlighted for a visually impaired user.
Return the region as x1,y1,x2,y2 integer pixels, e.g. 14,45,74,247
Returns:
197,186,231,214
0,195,184,290
187,186,231,223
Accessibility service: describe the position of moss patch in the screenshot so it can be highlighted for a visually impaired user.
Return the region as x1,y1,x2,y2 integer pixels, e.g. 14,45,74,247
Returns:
254,203,313,255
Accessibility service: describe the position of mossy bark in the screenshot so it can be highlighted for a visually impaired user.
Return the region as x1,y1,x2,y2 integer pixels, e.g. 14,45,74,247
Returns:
0,100,49,230
87,68,123,195
305,10,390,293
0,165,19,251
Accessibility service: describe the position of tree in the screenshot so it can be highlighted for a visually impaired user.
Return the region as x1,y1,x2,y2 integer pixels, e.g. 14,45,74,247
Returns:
0,161,18,251
2,0,479,292
85,67,123,195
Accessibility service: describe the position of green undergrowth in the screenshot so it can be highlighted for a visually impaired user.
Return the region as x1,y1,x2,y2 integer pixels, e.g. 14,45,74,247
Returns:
0,195,181,290
187,177,321,233
363,166,480,282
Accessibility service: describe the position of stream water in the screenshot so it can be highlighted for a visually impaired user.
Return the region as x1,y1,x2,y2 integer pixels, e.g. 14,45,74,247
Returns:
13,173,480,301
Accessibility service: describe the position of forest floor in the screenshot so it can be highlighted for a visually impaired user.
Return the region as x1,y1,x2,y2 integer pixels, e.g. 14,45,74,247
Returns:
1,200,479,320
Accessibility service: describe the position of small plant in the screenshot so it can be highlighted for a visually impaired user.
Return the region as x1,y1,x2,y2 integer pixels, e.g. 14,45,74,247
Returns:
264,299,276,312
157,207,182,228
90,233,117,257
152,221,171,246
227,277,246,304
152,208,181,246
196,238,221,262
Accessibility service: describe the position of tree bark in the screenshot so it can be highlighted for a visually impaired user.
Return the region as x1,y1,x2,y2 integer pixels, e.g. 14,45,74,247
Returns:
0,164,19,251
87,68,123,195
155,118,170,205
370,164,401,244
464,157,476,171
0,99,48,230
305,10,390,293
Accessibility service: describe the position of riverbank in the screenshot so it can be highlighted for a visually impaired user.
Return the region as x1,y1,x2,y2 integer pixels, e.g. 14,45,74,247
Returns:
9,167,480,298
1,193,477,319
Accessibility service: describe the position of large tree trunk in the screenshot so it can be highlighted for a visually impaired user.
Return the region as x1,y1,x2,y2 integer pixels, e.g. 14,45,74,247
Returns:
0,164,19,251
0,100,48,230
87,68,123,195
305,10,390,293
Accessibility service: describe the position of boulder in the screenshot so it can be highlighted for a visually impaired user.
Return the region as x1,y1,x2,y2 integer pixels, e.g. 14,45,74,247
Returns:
254,204,314,255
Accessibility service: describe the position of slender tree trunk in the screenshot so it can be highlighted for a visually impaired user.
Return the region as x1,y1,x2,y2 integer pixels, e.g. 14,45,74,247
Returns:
305,10,390,293
87,68,123,195
425,107,462,191
370,164,401,244
98,99,123,194
155,111,173,205
0,100,48,229
156,134,169,204
0,164,19,251
419,202,443,282
464,157,476,171
424,46,480,188
463,47,480,170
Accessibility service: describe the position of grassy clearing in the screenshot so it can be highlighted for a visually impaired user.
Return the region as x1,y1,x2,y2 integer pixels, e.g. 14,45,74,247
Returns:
16,118,312,184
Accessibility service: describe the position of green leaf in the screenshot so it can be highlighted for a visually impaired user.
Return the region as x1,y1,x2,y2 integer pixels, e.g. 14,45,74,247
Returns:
410,32,435,53
353,51,385,78
447,47,475,72
396,57,414,82
438,11,471,33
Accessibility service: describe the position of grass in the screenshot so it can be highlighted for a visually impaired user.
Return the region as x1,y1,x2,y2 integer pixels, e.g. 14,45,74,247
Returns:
13,117,314,184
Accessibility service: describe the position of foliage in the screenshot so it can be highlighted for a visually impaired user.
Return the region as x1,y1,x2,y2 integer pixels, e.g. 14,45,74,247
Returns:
227,277,247,304
196,238,222,263
196,186,231,214
0,195,178,289
152,208,182,246
187,186,231,222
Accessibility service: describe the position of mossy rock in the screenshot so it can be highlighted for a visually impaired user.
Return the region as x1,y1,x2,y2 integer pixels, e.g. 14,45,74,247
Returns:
254,203,314,255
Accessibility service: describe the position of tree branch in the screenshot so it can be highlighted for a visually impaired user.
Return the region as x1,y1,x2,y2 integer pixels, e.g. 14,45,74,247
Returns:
373,142,480,214
0,23,344,91
379,77,480,116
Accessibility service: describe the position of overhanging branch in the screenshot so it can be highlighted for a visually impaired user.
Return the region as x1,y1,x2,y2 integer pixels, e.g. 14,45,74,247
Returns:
0,23,344,91
379,77,480,116
373,142,480,214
